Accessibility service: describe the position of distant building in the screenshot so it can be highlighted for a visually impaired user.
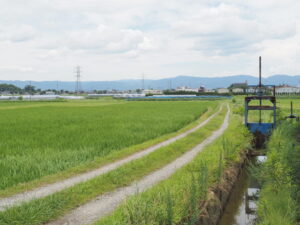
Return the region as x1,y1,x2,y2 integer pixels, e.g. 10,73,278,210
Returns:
275,85,300,94
176,86,199,93
199,85,206,93
232,88,244,93
216,88,229,94
0,91,11,95
205,89,216,93
142,89,163,95
176,85,206,93
229,81,247,93
45,91,55,95
246,87,256,93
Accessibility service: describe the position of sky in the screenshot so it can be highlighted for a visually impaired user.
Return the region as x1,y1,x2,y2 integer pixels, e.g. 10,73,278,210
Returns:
0,0,300,81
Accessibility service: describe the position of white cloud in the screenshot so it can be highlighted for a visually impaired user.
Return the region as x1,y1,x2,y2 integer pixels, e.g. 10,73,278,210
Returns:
67,26,145,53
0,25,36,42
0,66,36,73
0,0,299,81
38,25,159,56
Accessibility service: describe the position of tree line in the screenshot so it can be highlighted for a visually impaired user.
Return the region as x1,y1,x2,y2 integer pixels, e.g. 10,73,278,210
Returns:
0,83,71,94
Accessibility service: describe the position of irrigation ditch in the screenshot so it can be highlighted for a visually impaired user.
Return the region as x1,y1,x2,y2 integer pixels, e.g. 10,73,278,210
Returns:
193,139,266,225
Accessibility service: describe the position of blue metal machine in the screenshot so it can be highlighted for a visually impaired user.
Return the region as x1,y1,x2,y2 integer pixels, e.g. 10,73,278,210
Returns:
245,57,276,137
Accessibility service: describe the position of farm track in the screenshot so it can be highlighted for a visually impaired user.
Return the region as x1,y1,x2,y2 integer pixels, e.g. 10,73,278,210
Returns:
0,104,223,212
47,104,230,225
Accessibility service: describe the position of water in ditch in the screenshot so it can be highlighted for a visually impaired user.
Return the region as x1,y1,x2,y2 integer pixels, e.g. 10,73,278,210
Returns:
218,155,266,225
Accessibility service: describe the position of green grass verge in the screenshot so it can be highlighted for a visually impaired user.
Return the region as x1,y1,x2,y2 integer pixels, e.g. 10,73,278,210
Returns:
95,106,252,225
0,103,226,225
255,121,300,225
0,100,218,196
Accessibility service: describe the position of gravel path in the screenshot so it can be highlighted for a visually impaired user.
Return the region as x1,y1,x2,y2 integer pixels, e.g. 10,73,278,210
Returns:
0,105,223,212
47,104,230,225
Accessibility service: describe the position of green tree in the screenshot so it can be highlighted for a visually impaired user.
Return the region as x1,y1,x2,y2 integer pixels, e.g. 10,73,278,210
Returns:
24,85,36,93
0,83,22,94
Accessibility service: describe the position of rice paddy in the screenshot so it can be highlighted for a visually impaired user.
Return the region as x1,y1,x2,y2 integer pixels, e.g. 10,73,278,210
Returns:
0,101,226,225
0,99,216,191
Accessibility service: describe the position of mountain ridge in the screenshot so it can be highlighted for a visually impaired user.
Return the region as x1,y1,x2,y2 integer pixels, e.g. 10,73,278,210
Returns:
0,74,299,91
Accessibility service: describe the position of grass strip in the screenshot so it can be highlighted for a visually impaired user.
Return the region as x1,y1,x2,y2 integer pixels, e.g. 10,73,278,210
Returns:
95,107,252,225
0,103,226,225
0,101,218,198
255,121,300,225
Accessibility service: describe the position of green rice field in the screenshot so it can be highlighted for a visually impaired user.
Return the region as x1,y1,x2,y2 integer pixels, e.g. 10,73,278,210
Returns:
0,99,216,190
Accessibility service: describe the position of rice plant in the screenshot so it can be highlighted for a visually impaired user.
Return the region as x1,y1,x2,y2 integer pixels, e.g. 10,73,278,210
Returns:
0,100,224,225
0,100,215,190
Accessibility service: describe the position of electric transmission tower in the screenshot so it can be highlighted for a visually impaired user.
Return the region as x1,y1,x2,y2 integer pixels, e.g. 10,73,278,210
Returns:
75,66,82,94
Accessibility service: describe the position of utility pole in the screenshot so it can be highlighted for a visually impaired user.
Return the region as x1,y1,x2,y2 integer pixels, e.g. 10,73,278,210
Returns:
169,79,172,90
56,80,59,93
75,66,81,95
259,56,262,124
142,73,145,90
29,80,32,101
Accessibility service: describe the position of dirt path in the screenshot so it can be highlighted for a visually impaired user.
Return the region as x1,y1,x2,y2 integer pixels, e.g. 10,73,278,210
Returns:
0,105,223,212
47,104,230,225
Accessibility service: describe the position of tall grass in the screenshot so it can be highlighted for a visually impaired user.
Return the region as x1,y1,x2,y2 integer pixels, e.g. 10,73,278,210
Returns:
256,121,300,225
0,100,215,190
96,109,252,225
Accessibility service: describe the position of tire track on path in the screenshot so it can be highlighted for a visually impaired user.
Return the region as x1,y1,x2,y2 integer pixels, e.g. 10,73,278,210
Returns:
0,105,223,212
47,104,230,225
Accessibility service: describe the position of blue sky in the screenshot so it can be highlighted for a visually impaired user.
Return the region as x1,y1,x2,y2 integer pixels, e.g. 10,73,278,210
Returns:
0,0,299,81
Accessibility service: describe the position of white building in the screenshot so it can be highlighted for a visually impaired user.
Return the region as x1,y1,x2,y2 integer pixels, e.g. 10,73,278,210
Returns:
45,91,55,95
205,89,216,93
176,86,199,93
216,88,229,94
275,85,300,94
142,89,163,95
246,88,256,93
232,88,244,93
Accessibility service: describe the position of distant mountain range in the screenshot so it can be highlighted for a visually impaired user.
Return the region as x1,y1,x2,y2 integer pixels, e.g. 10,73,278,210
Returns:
1,75,299,91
